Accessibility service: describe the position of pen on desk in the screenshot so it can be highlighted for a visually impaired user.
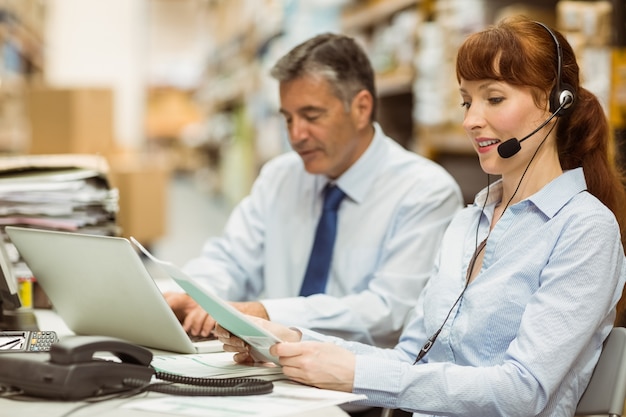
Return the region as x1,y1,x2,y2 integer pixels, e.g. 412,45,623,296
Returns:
0,339,22,349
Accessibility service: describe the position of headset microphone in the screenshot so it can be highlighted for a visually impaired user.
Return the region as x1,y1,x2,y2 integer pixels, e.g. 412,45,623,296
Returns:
497,104,564,158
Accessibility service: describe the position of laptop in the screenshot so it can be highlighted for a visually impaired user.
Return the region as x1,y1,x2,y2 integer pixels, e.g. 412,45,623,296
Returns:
5,226,222,354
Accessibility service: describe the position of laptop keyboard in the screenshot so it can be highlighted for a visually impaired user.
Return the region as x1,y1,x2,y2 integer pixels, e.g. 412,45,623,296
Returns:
189,334,216,342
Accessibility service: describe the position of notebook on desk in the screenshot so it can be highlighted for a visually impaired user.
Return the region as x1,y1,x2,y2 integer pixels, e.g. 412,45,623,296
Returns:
4,226,222,354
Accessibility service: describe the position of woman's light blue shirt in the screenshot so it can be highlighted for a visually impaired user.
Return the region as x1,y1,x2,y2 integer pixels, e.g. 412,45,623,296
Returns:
304,168,625,416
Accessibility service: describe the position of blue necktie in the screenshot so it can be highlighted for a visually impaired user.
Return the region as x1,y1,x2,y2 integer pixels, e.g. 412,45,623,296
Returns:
299,185,346,296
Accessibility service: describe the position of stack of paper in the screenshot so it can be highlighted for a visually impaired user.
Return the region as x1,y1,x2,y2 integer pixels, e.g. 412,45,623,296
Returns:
151,352,284,379
0,154,119,279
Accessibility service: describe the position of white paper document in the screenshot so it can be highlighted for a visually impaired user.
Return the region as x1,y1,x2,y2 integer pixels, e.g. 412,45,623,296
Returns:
151,352,283,379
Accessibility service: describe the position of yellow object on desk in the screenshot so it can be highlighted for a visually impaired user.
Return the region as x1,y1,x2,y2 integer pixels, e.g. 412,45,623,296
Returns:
17,277,34,309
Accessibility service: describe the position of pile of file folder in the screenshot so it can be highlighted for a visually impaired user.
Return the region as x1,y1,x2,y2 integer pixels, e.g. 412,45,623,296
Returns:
0,154,119,280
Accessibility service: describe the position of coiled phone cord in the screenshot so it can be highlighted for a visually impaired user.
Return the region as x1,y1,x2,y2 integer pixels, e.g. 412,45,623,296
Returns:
122,371,274,396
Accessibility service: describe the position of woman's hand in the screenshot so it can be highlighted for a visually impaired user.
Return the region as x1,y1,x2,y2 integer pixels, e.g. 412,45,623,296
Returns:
215,317,356,391
214,324,255,363
214,316,302,363
272,341,355,392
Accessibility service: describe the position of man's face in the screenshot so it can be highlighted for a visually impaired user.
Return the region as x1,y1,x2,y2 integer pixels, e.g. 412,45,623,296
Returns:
279,75,367,179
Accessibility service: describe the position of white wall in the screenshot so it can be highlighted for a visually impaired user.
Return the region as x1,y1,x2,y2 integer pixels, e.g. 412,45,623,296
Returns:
145,0,211,89
43,0,148,149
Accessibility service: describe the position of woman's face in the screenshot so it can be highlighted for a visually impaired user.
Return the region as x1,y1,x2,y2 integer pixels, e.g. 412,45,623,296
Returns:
459,79,554,179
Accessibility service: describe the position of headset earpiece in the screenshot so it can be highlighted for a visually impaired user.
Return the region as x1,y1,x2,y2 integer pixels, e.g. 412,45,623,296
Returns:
550,84,575,116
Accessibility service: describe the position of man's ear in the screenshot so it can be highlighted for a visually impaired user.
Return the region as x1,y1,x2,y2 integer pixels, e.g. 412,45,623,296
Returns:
351,90,373,129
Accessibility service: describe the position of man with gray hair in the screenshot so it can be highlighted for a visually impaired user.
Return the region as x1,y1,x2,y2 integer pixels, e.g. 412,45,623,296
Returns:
165,33,462,348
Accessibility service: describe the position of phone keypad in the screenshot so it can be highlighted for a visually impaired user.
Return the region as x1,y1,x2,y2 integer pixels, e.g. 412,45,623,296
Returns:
27,331,58,352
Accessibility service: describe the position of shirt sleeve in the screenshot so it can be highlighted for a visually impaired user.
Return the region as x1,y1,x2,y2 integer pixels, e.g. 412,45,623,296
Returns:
180,161,276,301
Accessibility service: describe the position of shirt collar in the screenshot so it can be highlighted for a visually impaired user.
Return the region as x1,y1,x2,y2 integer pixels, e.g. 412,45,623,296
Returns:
473,167,588,218
474,179,503,208
528,167,587,218
315,122,387,204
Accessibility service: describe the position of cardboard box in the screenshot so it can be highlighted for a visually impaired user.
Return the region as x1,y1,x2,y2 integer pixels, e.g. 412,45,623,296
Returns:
26,87,114,155
557,1,612,47
108,156,169,244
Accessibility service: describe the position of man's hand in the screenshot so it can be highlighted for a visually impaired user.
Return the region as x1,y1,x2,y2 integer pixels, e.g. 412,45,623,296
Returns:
164,294,273,338
164,292,215,337
163,292,195,320
230,301,270,320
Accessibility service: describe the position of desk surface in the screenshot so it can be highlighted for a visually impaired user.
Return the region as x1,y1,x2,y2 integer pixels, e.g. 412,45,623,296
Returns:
0,391,351,417
0,386,348,417
0,310,353,417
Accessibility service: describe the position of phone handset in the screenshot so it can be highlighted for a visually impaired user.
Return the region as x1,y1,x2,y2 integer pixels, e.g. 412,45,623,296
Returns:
50,336,274,397
0,335,155,400
50,335,153,366
49,336,274,397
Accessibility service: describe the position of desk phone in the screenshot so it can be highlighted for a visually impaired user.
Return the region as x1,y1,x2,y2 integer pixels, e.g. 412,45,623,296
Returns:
0,330,58,352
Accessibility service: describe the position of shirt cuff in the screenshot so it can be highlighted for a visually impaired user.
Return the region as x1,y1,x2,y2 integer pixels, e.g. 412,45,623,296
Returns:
353,355,404,408
261,297,307,326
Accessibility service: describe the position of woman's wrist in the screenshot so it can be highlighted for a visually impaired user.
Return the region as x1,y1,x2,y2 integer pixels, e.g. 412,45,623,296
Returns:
287,327,303,342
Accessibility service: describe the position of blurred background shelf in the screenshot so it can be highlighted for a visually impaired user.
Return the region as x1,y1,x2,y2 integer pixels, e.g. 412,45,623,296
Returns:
0,0,620,253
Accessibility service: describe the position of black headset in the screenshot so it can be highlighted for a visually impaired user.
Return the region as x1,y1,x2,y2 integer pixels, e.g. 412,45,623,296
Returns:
535,21,575,116
497,21,576,158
